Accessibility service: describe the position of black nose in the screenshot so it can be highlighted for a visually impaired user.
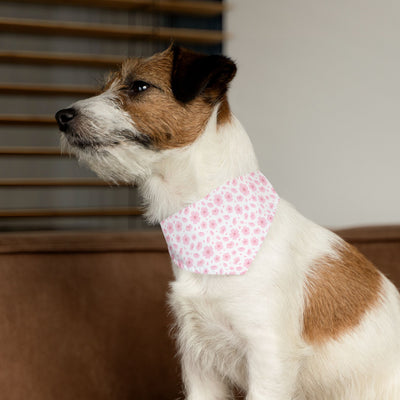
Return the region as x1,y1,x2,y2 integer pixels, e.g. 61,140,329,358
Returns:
55,108,76,132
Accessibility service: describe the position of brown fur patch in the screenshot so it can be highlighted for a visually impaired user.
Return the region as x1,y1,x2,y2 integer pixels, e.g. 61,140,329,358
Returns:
106,48,231,150
217,95,232,126
303,242,383,344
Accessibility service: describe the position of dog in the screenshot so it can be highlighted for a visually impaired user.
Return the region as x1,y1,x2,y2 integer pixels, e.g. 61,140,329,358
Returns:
56,45,400,399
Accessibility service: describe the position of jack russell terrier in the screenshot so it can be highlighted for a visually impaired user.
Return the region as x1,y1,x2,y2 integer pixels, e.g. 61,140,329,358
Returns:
56,45,400,400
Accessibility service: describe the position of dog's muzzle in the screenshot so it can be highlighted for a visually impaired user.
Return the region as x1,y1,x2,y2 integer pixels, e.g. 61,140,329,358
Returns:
55,108,77,132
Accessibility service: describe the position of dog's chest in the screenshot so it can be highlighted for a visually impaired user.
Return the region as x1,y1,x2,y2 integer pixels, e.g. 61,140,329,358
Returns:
169,275,248,384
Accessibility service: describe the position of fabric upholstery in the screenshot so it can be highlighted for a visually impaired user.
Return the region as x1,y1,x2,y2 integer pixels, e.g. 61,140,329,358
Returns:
0,227,398,399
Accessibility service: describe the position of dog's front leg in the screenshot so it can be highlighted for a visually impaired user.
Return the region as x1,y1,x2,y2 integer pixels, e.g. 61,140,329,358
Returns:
245,331,299,400
182,355,231,400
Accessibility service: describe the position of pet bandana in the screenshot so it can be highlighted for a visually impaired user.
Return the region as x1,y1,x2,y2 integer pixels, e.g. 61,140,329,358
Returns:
160,171,279,275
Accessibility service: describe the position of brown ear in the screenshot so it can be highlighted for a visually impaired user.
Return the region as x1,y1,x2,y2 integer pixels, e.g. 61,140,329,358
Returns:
171,45,237,104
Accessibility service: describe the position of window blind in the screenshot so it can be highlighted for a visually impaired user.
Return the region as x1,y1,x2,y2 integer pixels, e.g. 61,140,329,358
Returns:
0,0,224,231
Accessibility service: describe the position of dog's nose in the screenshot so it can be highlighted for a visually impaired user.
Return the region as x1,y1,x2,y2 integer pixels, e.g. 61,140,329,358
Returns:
55,108,76,132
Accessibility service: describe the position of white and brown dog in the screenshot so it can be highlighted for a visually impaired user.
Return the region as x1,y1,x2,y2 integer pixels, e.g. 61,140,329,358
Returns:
56,46,400,399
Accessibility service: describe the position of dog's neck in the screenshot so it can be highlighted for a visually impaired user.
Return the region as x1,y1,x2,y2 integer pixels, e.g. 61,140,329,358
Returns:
140,107,259,224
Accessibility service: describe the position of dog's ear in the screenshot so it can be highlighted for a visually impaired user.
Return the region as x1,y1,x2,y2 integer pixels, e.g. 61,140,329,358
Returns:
171,45,237,104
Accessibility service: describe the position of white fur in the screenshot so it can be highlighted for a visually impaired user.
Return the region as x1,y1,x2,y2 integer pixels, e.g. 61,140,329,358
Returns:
63,94,400,399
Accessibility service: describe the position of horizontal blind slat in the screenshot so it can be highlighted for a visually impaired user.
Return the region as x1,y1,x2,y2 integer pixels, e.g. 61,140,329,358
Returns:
0,147,62,156
0,115,56,126
0,17,225,45
0,179,131,187
3,0,225,16
0,83,97,97
0,51,123,67
0,207,143,218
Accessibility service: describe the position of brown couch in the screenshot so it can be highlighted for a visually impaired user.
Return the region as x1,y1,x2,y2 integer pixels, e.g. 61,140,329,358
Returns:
0,227,398,400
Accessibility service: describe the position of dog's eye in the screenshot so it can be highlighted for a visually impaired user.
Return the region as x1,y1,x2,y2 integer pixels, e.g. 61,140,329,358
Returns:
129,80,151,94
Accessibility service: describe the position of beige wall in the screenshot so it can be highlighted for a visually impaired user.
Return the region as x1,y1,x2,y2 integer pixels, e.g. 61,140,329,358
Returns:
225,0,400,228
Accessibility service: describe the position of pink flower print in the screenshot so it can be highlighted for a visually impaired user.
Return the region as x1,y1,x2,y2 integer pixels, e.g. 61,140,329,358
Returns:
186,258,194,268
215,241,223,251
254,228,261,235
233,257,240,265
207,202,214,208
267,214,273,222
201,221,207,230
190,211,200,224
209,220,217,229
234,205,243,215
239,184,249,196
196,242,202,251
230,229,239,240
238,247,245,253
198,260,205,267
259,175,268,185
223,214,230,220
192,234,197,241
190,243,194,250
249,182,256,191
212,208,219,216
242,226,250,235
186,224,193,231
251,195,257,202
183,235,190,245
176,235,181,242
211,265,218,271
244,259,252,268
214,194,223,206
251,237,259,246
258,217,267,228
227,241,234,249
183,208,189,215
182,217,188,223
220,226,226,234
214,255,221,262
250,212,256,220
223,253,231,262
203,246,214,258
232,178,238,186
243,238,249,245
227,205,233,214
201,207,209,218
237,195,244,202
166,223,174,233
175,221,183,231
194,253,200,258
224,192,233,202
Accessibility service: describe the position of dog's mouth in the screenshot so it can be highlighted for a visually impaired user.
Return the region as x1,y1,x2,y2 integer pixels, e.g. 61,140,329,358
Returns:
62,130,120,151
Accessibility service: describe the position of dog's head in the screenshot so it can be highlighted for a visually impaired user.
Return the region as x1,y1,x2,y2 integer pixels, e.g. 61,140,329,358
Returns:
55,45,236,184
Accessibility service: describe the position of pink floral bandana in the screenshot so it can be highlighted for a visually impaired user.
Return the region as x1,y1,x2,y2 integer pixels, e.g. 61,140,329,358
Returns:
160,171,279,275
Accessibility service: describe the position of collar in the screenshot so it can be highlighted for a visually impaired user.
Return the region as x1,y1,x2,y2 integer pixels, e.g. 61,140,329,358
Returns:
160,171,279,275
